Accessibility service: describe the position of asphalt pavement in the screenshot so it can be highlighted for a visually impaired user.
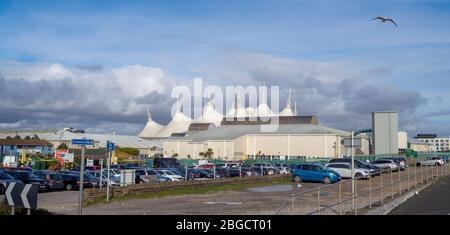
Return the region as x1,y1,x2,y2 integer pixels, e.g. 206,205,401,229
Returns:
389,176,450,215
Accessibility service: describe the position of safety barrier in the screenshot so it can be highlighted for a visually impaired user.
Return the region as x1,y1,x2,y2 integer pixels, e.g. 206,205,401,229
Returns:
275,157,450,215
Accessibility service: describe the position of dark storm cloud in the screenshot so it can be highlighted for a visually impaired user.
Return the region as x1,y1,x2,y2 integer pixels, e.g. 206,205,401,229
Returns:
0,76,76,106
0,65,176,134
339,80,427,115
208,53,427,133
0,53,429,135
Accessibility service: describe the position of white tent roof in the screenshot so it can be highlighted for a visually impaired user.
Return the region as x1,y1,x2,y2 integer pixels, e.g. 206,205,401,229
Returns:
279,88,294,116
245,107,256,117
198,101,223,126
226,92,246,117
154,103,192,138
256,103,274,116
255,83,274,117
138,107,164,138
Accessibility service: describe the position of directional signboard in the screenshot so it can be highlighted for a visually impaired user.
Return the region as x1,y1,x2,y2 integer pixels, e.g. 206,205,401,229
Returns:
107,142,115,151
341,138,362,147
71,139,94,145
6,182,38,209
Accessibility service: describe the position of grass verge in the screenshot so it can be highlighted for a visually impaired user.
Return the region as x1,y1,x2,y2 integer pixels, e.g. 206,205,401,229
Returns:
86,176,292,206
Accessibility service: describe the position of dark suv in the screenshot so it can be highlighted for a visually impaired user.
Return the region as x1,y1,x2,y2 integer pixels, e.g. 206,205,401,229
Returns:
61,172,100,190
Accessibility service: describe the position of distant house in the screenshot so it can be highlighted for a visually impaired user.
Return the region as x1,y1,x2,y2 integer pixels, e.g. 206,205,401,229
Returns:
0,139,54,157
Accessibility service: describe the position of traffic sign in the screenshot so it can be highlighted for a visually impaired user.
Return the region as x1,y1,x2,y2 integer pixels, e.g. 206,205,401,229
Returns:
71,139,94,145
341,138,362,147
5,182,38,209
107,142,115,151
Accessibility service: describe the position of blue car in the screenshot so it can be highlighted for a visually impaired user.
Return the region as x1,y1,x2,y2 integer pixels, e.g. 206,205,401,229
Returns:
292,163,340,184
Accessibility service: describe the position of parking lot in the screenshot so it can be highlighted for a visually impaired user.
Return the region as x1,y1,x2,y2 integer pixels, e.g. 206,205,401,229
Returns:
3,155,449,215
35,164,449,215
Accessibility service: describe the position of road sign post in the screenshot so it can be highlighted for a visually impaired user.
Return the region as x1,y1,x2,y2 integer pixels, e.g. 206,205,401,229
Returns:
100,158,104,188
5,182,38,215
71,138,94,215
79,145,85,215
351,131,355,214
106,140,114,202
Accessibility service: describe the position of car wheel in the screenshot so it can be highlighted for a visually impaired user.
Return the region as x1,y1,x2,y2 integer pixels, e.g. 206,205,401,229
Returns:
294,176,302,182
46,185,51,192
355,172,363,179
0,185,4,195
322,176,331,184
66,184,73,191
416,162,421,166
139,180,145,184
435,162,440,166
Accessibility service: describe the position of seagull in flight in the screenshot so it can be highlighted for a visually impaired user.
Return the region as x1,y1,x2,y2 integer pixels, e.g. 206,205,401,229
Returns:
370,16,398,27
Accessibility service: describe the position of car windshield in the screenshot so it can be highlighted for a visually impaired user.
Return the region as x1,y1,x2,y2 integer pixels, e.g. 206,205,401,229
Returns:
50,174,62,180
0,173,14,180
84,173,96,179
321,166,333,172
23,173,40,180
164,171,176,175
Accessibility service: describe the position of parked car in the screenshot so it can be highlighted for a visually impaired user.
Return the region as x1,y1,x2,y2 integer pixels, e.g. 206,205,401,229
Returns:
325,163,371,179
60,173,98,190
193,169,214,178
215,163,241,169
214,168,231,178
416,157,445,166
379,157,406,170
178,168,200,180
252,166,274,176
84,166,101,171
134,169,153,184
4,170,48,192
92,171,120,186
156,175,172,182
161,168,183,176
153,157,180,168
110,164,124,170
198,163,215,169
371,159,399,171
34,171,65,191
100,169,121,178
240,167,257,176
292,163,341,184
0,172,18,195
228,168,244,177
276,166,291,174
329,158,381,175
155,170,184,181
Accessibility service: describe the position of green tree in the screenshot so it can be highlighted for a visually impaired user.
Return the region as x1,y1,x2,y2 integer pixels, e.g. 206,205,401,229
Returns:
204,148,214,160
57,143,69,150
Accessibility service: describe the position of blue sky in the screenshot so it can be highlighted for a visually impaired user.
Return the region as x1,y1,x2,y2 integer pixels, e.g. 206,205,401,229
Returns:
0,0,449,136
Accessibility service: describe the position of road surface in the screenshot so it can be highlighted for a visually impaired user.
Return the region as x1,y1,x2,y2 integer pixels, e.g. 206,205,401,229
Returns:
389,176,450,215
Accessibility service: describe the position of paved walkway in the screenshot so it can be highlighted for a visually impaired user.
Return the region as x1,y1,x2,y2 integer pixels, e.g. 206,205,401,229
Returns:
388,176,450,215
